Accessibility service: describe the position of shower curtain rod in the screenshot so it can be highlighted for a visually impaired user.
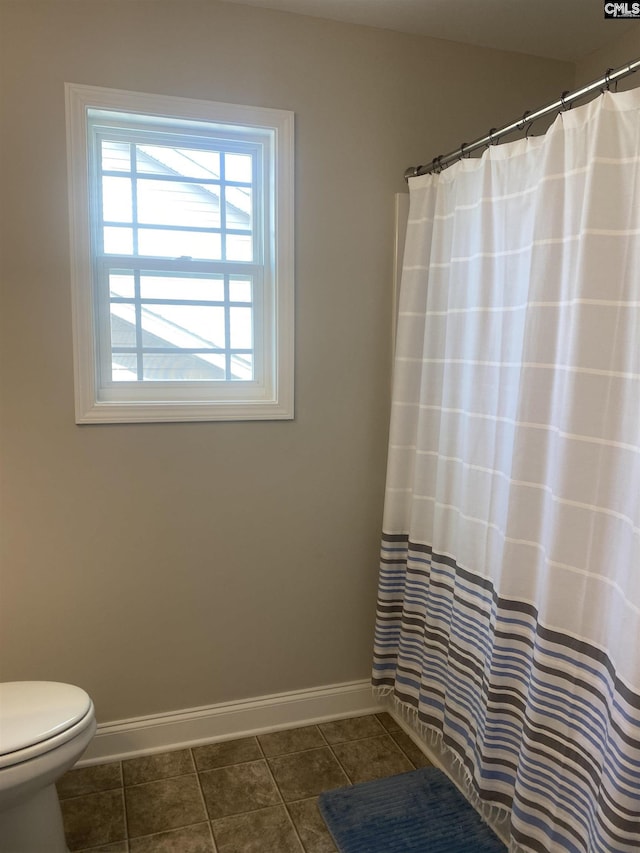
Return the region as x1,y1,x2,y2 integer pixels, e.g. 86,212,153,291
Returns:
406,57,640,179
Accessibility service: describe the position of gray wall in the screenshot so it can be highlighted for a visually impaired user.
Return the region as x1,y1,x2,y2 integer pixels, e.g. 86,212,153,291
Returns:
575,26,640,87
0,0,576,722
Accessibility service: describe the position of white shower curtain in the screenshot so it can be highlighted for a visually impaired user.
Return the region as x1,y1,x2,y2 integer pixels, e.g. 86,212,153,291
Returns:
373,88,640,853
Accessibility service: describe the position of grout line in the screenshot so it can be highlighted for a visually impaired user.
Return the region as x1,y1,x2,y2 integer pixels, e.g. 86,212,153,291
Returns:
387,730,421,768
58,784,124,802
260,731,319,853
123,770,200,790
317,726,330,747
257,737,285,807
325,741,353,785
317,721,359,785
208,820,219,853
189,747,220,852
121,820,212,843
191,747,214,829
69,715,396,850
255,735,266,759
260,743,330,758
282,802,307,853
117,760,128,848
210,802,289,820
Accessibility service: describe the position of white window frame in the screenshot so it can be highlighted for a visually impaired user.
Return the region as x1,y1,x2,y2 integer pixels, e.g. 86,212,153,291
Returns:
66,83,294,423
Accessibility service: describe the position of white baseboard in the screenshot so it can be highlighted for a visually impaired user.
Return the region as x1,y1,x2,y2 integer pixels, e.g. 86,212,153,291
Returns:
79,679,383,766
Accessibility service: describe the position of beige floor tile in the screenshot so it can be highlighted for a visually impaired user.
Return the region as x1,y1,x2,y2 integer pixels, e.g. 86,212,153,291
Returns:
192,737,262,771
58,761,123,800
63,714,434,852
128,822,215,852
268,747,349,801
123,749,194,786
375,711,402,733
61,789,126,852
212,805,303,853
199,759,281,819
125,774,207,837
390,729,432,768
331,734,413,783
287,797,337,853
318,715,385,744
258,725,324,757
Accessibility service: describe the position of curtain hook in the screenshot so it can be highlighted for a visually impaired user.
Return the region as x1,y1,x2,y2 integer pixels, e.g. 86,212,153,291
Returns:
487,128,498,147
460,142,470,160
560,91,572,112
601,68,614,94
518,111,535,138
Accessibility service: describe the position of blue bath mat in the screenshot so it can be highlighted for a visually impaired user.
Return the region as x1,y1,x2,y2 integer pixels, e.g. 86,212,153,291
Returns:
318,766,507,853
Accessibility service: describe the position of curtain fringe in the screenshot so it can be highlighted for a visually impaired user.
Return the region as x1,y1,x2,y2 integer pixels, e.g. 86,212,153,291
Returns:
373,686,529,853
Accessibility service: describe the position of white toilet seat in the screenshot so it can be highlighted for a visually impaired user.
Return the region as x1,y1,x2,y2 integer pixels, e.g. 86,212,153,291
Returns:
0,682,95,770
0,706,95,770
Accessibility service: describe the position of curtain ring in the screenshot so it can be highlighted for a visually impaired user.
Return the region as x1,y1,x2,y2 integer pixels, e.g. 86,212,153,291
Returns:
518,111,535,138
460,142,470,160
488,128,498,147
601,68,614,94
560,91,572,112
518,111,531,131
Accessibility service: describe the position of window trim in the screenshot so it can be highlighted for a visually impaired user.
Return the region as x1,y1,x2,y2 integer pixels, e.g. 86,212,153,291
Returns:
66,83,294,423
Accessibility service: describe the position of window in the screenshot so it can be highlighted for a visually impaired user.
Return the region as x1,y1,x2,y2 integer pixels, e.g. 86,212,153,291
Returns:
66,84,294,422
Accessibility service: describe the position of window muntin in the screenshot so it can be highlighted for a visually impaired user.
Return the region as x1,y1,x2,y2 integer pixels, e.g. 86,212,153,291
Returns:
106,270,254,383
96,136,256,264
66,85,294,422
91,127,260,386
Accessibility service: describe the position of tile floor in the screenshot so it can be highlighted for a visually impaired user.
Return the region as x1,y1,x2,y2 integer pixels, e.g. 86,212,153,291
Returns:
57,713,431,853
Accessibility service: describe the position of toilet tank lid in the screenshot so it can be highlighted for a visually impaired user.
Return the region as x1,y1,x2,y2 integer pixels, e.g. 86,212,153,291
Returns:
0,681,93,755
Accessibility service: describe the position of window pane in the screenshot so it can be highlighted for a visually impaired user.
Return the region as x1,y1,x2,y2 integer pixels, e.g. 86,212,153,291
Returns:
102,141,131,173
109,272,135,298
112,353,138,381
102,176,132,222
229,278,252,303
104,227,133,254
136,145,220,180
110,304,137,347
226,233,252,262
197,353,227,373
229,307,252,349
137,179,221,229
225,153,252,183
230,354,253,381
225,187,252,229
141,304,226,349
142,352,226,381
137,229,221,260
140,274,224,302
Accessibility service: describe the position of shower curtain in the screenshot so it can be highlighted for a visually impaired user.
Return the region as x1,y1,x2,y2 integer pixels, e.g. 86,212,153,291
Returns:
373,88,640,853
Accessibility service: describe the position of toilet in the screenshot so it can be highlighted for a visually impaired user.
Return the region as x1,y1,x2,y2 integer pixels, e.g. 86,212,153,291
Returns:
0,682,96,853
